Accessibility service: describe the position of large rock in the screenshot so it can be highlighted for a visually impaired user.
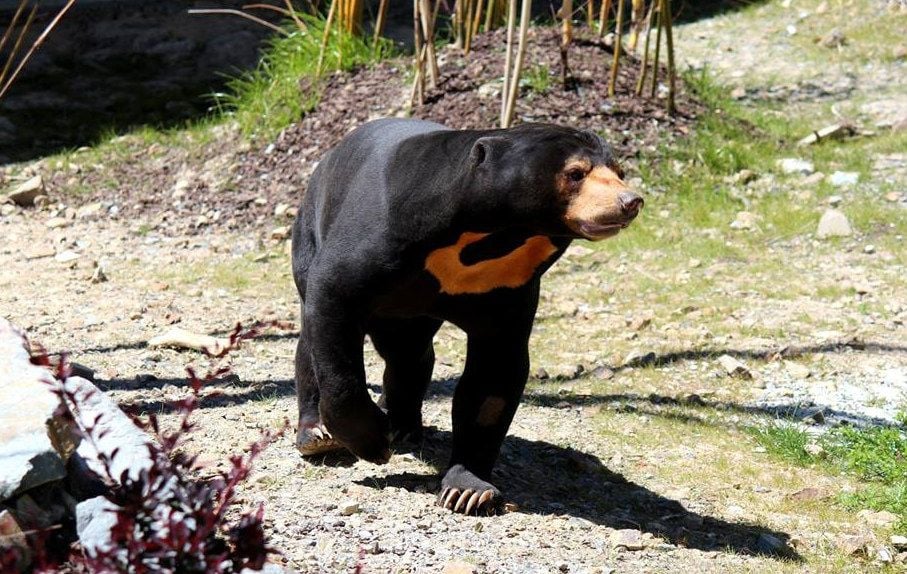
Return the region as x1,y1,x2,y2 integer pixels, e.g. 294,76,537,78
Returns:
817,209,853,238
4,175,45,207
0,318,79,501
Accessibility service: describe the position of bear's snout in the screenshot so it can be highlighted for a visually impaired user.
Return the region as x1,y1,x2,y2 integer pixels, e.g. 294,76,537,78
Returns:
618,191,644,219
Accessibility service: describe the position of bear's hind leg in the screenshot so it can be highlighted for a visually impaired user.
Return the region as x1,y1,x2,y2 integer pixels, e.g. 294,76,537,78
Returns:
369,317,442,444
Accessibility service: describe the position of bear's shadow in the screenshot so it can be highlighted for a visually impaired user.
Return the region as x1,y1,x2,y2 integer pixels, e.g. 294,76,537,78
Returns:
345,402,800,560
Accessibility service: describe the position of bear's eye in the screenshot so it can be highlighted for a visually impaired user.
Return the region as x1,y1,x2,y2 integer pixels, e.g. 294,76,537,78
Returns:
566,169,586,183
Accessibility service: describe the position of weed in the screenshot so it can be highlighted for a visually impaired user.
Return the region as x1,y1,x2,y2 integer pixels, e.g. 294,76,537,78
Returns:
524,64,553,94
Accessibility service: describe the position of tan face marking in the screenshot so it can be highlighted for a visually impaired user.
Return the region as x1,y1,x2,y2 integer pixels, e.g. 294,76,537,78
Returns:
476,396,507,426
559,163,631,240
425,232,558,295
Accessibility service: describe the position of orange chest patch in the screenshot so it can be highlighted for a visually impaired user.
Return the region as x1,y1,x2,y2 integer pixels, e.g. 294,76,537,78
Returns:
424,232,558,295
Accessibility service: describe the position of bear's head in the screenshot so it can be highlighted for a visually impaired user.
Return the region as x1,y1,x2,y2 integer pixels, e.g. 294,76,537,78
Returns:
469,124,643,240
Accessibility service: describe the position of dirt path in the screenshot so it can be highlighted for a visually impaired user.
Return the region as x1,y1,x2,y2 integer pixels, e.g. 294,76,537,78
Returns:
2,1,906,572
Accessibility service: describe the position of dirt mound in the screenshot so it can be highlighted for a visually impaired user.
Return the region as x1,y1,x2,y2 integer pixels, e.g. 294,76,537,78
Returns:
61,25,699,235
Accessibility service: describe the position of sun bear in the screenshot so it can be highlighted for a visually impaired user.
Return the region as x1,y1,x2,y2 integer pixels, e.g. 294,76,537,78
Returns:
291,118,643,514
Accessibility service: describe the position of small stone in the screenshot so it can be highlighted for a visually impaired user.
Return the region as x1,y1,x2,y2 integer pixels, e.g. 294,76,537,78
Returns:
858,509,899,528
629,315,652,331
838,534,871,556
274,203,290,217
730,87,747,100
885,191,902,202
717,354,752,379
778,158,815,175
890,535,907,550
688,258,702,268
591,366,614,380
77,202,104,219
820,28,846,48
864,244,876,254
878,547,894,563
829,171,859,187
271,226,291,241
5,175,44,206
0,204,15,216
24,245,56,260
816,209,852,238
804,443,825,457
54,250,80,263
535,368,549,380
442,561,477,574
802,172,826,186
622,350,656,368
45,217,69,229
611,529,646,551
91,265,108,284
827,195,843,207
730,211,759,230
784,361,811,379
787,487,828,501
339,501,359,516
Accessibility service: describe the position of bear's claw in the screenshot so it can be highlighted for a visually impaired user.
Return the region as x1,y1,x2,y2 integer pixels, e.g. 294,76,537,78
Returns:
296,423,343,456
437,487,496,515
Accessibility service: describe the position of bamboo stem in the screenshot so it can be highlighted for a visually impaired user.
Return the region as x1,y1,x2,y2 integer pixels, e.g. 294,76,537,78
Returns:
411,0,425,106
0,2,35,90
561,0,573,90
597,0,611,39
650,0,663,98
188,9,289,35
587,0,595,28
1,0,73,101
500,0,517,127
663,0,676,115
607,0,625,97
503,0,531,127
471,0,484,45
484,0,497,31
373,0,389,44
629,0,645,51
316,0,339,76
419,0,439,87
635,0,655,96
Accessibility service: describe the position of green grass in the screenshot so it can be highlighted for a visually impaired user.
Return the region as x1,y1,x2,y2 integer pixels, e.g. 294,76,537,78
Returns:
524,64,553,94
751,422,907,531
218,14,394,139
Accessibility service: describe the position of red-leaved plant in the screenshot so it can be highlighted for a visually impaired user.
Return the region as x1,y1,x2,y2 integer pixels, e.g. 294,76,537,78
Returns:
26,322,290,573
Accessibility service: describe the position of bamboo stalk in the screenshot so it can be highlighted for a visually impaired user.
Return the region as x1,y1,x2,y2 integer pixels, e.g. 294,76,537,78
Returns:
662,0,676,115
500,0,517,127
316,0,339,76
484,0,497,31
419,0,439,87
0,0,29,58
597,0,611,39
471,0,484,45
188,9,289,35
373,0,389,44
503,0,531,127
607,0,625,97
561,0,573,90
1,0,74,101
650,0,663,98
629,0,645,51
587,0,595,28
0,2,36,91
411,0,425,106
635,0,656,96
454,0,466,49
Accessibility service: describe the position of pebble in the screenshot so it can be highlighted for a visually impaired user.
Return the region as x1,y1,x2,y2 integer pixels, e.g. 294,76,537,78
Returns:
442,561,477,574
829,171,859,187
863,244,876,254
717,354,752,379
778,158,815,175
339,501,360,516
730,211,758,230
610,529,646,551
816,209,852,238
826,195,843,207
890,535,907,550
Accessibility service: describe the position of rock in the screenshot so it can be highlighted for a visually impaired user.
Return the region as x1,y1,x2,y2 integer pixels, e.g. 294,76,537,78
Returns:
274,203,290,217
778,158,815,175
535,367,549,380
477,80,503,100
784,361,811,379
877,547,894,563
45,217,69,229
717,354,752,379
591,366,614,380
622,350,656,368
339,501,360,516
858,509,899,528
443,560,477,574
754,533,785,555
819,28,846,48
0,204,15,216
54,250,80,264
270,226,291,241
610,528,646,551
0,319,80,500
837,534,871,556
730,211,759,231
787,487,829,501
826,195,843,207
863,244,876,254
24,245,56,260
829,171,859,187
76,202,104,219
802,171,825,186
5,175,45,207
862,99,907,129
148,327,229,355
816,209,852,238
90,265,108,284
884,191,902,202
730,87,747,100
890,535,907,550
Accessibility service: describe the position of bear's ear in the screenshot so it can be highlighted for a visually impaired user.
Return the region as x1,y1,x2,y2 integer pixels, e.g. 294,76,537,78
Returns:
470,136,510,168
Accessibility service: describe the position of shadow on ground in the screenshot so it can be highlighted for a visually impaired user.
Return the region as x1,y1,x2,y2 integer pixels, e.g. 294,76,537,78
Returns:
350,426,801,560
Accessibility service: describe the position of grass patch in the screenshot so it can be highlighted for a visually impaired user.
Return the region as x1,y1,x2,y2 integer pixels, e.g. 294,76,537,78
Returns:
219,14,393,139
751,421,907,530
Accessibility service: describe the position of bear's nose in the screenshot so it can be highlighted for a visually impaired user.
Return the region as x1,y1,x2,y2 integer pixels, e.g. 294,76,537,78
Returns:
619,191,644,218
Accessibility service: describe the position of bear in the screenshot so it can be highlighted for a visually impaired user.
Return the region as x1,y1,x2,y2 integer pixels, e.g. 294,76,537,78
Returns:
291,118,643,515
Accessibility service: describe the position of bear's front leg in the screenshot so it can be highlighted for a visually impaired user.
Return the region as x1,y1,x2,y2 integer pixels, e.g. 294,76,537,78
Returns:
304,280,392,464
439,316,534,514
